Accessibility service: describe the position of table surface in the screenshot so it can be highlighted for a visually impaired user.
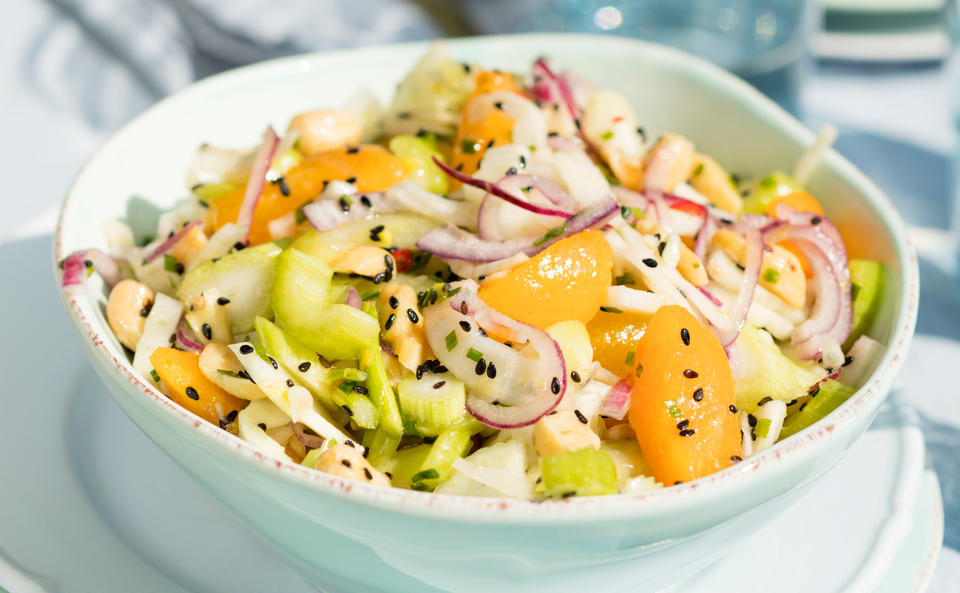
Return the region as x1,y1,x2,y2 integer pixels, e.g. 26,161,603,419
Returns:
2,1,958,590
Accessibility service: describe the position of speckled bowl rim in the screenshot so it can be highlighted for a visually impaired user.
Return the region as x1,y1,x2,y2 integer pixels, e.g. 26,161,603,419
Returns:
54,33,919,524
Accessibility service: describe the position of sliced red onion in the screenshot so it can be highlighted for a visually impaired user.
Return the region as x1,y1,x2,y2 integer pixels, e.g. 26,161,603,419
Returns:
737,213,775,232
693,213,716,260
292,422,326,449
237,126,279,244
60,249,122,294
762,207,851,360
698,286,724,307
175,319,203,353
598,379,632,421
502,174,577,210
422,287,566,429
713,227,764,347
417,225,530,263
433,157,573,219
532,58,603,162
345,287,362,310
144,219,203,263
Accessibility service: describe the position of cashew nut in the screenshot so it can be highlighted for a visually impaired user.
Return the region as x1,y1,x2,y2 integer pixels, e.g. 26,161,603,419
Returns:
377,282,433,371
332,246,395,282
689,154,743,214
287,110,362,156
106,279,155,350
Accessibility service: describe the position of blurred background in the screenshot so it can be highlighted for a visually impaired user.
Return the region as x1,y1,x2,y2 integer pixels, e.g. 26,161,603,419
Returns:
2,0,958,590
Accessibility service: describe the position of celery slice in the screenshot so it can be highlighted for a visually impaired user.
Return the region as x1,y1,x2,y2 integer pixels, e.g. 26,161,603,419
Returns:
780,380,857,439
255,316,334,406
388,135,449,194
331,383,378,429
270,248,379,360
540,447,619,498
362,427,402,468
844,260,885,350
363,348,404,437
291,214,439,265
411,421,484,491
397,373,466,426
388,444,432,489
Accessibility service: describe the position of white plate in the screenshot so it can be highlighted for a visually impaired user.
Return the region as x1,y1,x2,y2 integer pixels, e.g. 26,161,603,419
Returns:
0,221,944,593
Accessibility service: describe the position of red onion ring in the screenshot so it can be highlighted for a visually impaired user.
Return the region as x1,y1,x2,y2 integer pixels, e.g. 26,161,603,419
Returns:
422,287,565,429
502,174,577,210
532,58,604,163
292,422,326,449
698,286,724,307
598,379,632,421
60,249,122,294
762,207,851,359
300,192,389,232
144,220,203,263
175,319,203,353
433,158,573,219
417,225,531,262
237,126,279,244
712,227,764,347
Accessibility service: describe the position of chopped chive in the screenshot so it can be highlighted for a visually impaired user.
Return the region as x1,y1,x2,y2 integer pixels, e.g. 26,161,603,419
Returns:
755,417,772,439
599,306,623,313
461,138,479,154
411,468,440,482
665,400,683,418
163,254,178,273
443,285,461,298
150,369,160,383
533,222,568,246
692,162,704,177
614,272,635,286
216,369,243,378
428,273,445,283
763,268,780,283
445,331,458,351
338,381,356,394
624,351,636,366
600,130,614,140
466,348,484,362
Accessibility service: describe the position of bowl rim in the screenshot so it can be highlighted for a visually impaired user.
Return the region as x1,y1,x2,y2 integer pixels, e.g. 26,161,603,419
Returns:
54,32,919,523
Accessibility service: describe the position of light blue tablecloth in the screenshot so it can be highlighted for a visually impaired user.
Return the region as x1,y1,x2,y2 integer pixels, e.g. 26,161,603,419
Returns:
2,1,957,590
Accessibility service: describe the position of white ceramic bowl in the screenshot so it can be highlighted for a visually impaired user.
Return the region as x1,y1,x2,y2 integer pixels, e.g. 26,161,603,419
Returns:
55,34,918,593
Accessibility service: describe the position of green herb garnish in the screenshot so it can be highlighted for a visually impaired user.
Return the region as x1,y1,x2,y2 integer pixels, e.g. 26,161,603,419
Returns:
445,331,458,351
217,369,243,378
466,348,484,362
150,369,160,383
755,417,772,439
763,268,780,283
461,138,479,154
599,306,623,314
624,351,636,366
614,273,635,286
163,254,178,273
533,222,568,246
412,468,440,482
665,400,682,418
600,130,614,141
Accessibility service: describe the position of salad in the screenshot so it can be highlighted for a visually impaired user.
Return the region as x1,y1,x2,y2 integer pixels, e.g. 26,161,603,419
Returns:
60,44,887,499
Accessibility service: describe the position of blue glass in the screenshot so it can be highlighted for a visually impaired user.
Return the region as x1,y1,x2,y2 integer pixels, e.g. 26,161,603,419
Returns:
458,0,815,114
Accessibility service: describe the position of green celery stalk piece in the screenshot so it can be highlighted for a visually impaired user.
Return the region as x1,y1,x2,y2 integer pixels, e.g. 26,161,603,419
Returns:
363,348,404,437
192,180,244,205
389,444,432,489
177,240,285,333
362,427,402,469
741,171,804,214
844,260,885,350
388,134,449,194
331,386,378,430
270,248,379,360
291,214,439,265
540,447,619,498
397,373,466,426
412,421,483,491
255,316,333,403
780,380,857,439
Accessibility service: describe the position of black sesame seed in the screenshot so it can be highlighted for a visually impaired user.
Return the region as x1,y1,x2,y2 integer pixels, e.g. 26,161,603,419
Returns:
674,480,684,485
422,436,436,444
416,366,425,380
692,388,704,401
551,377,561,394
185,386,199,400
561,491,577,499
217,296,230,305
346,176,358,184
494,101,504,110
239,344,254,355
174,261,185,275
388,295,399,309
353,384,369,395
787,399,798,406
574,409,588,424
385,472,394,479
679,429,696,437
757,396,773,407
344,440,355,448
385,313,396,330
384,254,394,271
475,358,487,375
747,413,758,427
360,195,372,208
680,328,690,345
643,258,658,268
811,216,822,225
808,384,821,397
169,333,176,344
258,423,267,430
570,371,581,383
486,363,497,379
677,419,690,430
347,146,360,154
729,404,738,413
504,342,513,348
298,361,311,372
731,455,742,462
370,224,385,235
487,139,496,149
505,166,518,176
407,308,419,324
658,242,666,256
363,468,373,480
519,155,527,168
843,355,854,367
459,321,471,332
433,380,446,389
799,402,808,412
683,369,699,379
434,365,448,374
274,176,290,196
270,358,278,370
286,379,294,388
139,302,153,317
460,301,469,315
341,405,354,417
341,459,353,468
201,323,212,340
